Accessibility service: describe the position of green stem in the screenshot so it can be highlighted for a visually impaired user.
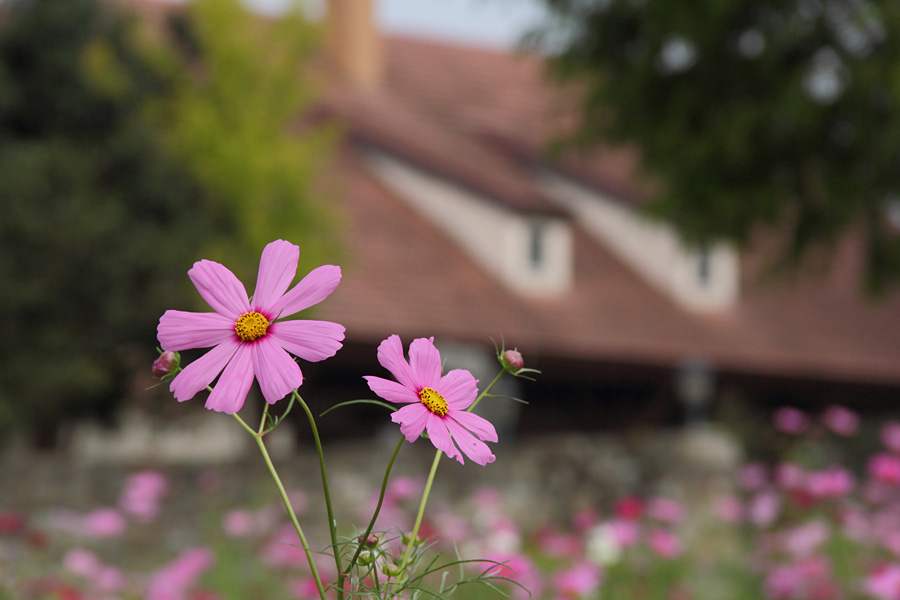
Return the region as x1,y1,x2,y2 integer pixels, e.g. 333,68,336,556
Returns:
468,369,504,413
293,390,344,598
394,449,442,589
233,413,327,600
346,436,405,574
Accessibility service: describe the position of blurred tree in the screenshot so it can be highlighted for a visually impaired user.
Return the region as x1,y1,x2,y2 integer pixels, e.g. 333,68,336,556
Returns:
154,0,338,280
0,0,216,443
530,0,900,292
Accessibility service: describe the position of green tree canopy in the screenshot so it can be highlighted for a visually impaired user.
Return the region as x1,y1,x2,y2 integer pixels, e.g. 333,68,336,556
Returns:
531,0,900,292
154,0,338,280
0,0,216,441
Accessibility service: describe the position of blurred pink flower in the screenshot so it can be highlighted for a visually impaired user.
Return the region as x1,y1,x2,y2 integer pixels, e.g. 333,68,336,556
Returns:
157,239,345,413
870,453,900,485
614,496,644,520
646,497,685,524
782,520,829,558
222,510,256,538
610,519,640,548
775,462,807,491
737,462,769,491
772,407,810,435
821,405,860,436
647,528,683,559
120,470,168,522
552,562,602,599
748,490,782,527
713,495,744,524
83,508,126,539
262,524,308,569
146,547,214,600
483,553,543,600
865,563,900,600
536,526,582,558
806,466,855,500
882,422,900,454
365,335,498,465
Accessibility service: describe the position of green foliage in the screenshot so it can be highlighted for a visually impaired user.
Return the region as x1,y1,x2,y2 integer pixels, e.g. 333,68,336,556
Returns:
531,0,900,292
154,0,338,279
0,0,215,437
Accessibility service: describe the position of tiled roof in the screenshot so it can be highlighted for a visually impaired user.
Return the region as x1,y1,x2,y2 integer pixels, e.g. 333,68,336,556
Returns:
317,35,900,388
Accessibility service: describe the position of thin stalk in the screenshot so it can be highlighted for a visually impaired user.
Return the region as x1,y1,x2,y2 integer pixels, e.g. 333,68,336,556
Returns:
293,390,344,597
347,436,405,574
233,412,327,600
393,449,442,589
468,369,504,413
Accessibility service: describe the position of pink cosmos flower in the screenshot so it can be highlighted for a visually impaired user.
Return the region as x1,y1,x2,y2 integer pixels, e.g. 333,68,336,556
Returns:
865,563,900,600
157,240,345,413
146,547,213,600
364,335,498,466
648,528,683,559
119,470,168,522
772,406,810,435
820,405,860,436
646,497,686,524
882,422,900,453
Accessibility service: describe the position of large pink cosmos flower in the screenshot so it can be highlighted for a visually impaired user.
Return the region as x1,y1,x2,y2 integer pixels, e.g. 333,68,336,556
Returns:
364,335,498,466
157,240,344,414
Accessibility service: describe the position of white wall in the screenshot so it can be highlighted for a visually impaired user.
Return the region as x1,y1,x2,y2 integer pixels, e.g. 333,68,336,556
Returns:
538,171,739,312
364,150,573,297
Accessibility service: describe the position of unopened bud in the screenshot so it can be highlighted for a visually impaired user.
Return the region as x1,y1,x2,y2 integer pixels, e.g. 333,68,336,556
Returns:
152,351,179,378
380,561,402,577
502,349,524,372
358,533,379,548
357,550,374,566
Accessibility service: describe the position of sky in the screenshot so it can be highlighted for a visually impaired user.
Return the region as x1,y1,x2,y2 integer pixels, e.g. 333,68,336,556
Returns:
247,0,549,49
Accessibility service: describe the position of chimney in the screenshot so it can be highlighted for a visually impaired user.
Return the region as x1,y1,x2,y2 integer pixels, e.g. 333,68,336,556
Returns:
325,0,383,89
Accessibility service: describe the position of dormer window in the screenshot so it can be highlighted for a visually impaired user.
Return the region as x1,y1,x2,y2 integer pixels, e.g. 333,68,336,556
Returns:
696,244,711,287
529,222,545,270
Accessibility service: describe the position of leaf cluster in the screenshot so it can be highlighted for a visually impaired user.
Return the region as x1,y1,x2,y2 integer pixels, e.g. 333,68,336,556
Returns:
530,0,900,292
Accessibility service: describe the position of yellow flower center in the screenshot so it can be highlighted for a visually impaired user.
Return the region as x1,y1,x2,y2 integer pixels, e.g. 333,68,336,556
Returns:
234,311,270,342
418,387,448,417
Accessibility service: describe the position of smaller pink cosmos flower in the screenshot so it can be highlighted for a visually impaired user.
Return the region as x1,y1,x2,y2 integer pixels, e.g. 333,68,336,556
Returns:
821,405,860,436
157,240,345,414
772,406,810,435
364,335,498,466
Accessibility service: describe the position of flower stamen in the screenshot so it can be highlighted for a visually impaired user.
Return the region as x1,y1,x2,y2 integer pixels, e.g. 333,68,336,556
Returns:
418,387,448,417
234,311,270,342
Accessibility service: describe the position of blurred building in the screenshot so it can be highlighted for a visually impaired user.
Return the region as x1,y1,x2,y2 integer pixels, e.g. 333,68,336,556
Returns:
134,0,900,435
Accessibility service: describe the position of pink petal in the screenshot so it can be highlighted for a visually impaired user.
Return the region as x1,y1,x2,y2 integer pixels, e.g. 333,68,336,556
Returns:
270,265,342,318
408,337,441,390
374,335,418,390
252,240,299,314
188,260,250,319
205,344,253,414
158,310,235,351
252,337,303,404
449,410,498,443
444,418,496,466
426,417,464,464
169,338,239,402
391,403,430,442
269,320,344,362
365,376,420,404
439,369,478,410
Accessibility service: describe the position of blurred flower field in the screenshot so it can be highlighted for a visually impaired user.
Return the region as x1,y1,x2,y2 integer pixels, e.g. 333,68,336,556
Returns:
4,404,900,600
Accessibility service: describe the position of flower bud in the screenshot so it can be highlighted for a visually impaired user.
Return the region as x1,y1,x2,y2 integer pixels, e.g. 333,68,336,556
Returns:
357,550,374,566
502,349,524,372
358,533,379,548
152,351,179,378
380,561,402,577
